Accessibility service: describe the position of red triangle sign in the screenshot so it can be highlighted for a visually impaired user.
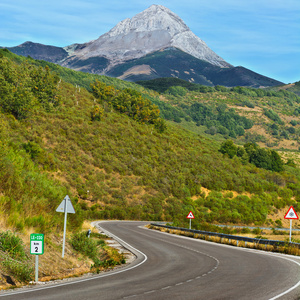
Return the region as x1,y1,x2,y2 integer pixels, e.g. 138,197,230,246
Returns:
284,206,299,220
186,211,195,219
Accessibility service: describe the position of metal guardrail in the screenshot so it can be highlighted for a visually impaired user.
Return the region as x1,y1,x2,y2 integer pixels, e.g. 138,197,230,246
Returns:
151,223,300,249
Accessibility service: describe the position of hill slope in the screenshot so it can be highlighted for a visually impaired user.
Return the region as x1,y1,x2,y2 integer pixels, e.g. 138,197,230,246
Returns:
136,77,300,151
0,49,299,234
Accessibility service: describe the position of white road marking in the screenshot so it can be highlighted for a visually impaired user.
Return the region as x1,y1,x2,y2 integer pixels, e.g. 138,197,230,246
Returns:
145,225,300,300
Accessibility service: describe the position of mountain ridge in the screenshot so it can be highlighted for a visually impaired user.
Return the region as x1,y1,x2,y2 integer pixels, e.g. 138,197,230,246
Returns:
2,5,283,87
64,5,231,69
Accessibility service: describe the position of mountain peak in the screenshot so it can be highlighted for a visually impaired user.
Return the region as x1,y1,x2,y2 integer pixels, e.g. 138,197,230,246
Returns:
103,4,189,40
69,5,231,68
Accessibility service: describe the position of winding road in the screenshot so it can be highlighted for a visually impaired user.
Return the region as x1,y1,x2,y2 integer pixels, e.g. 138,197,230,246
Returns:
1,221,299,299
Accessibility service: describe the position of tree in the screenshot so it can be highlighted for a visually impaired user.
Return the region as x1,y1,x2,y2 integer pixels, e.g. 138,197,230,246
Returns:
91,81,166,132
250,148,272,170
219,140,237,158
270,150,284,172
167,86,187,97
91,80,117,102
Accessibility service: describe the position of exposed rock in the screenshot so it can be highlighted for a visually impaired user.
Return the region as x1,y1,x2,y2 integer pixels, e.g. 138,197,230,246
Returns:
67,5,231,69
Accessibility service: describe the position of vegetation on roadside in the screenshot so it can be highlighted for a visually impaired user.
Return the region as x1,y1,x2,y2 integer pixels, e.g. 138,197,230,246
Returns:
70,232,125,272
150,225,300,256
0,231,33,283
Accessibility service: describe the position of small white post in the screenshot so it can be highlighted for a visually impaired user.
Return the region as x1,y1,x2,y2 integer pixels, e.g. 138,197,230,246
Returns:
289,219,292,243
62,198,68,258
35,255,39,283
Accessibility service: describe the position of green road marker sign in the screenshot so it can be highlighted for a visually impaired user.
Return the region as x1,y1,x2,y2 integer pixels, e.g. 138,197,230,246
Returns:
30,233,44,283
30,233,44,255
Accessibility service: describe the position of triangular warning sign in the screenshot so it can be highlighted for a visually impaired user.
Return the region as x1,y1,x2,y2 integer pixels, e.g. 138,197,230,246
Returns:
186,211,195,219
56,195,75,214
284,206,299,220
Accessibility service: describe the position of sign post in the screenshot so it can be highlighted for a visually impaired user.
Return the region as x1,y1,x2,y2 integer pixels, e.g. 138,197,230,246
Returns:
56,195,75,258
30,233,44,283
284,206,299,242
186,211,195,229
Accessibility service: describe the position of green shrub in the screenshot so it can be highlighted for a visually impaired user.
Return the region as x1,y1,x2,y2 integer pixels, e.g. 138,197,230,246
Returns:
1,257,33,282
0,230,33,283
0,231,27,260
275,219,283,227
70,232,102,262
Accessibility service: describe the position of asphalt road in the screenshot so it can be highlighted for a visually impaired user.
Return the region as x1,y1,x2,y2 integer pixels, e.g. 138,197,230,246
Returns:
1,221,299,300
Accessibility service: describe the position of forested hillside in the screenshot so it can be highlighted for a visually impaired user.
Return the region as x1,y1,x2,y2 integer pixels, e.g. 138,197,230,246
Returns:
0,49,300,234
138,78,300,152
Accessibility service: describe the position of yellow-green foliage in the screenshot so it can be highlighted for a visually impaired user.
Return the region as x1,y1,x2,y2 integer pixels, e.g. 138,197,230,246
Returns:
0,56,60,119
91,80,166,131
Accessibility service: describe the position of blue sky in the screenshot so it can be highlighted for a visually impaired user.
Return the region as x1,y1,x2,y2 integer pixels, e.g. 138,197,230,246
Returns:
0,0,299,84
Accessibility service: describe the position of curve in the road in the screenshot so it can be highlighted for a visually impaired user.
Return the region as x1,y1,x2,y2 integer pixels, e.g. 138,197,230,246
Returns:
0,221,299,300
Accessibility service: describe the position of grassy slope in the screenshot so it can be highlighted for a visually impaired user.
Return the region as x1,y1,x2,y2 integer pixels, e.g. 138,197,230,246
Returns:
0,50,299,229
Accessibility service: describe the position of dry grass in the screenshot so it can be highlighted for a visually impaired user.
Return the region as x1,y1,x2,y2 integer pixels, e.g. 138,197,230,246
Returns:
0,219,125,290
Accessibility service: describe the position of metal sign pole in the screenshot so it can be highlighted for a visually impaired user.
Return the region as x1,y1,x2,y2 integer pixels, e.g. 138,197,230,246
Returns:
189,218,191,230
56,195,76,259
35,255,39,283
289,219,292,243
30,233,44,283
62,198,68,258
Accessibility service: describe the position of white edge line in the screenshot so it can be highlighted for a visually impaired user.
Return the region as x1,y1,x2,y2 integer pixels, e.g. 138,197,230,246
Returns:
0,221,148,297
268,256,300,300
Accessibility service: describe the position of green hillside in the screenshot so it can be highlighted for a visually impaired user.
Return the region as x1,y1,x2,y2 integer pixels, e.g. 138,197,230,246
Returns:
0,49,300,235
137,77,300,151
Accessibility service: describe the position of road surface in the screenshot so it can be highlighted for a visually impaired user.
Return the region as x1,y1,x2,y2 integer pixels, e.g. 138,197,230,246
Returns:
1,221,299,299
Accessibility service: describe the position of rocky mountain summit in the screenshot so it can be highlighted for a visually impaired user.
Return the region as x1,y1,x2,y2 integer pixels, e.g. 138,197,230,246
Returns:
3,5,283,87
64,5,231,69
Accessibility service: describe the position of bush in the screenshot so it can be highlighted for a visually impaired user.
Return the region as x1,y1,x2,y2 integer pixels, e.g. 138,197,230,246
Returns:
219,140,237,158
70,232,100,261
263,109,283,124
0,231,33,283
1,257,33,282
0,231,27,260
166,86,188,97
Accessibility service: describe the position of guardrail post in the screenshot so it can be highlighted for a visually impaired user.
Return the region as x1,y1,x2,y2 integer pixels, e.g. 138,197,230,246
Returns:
150,223,300,254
